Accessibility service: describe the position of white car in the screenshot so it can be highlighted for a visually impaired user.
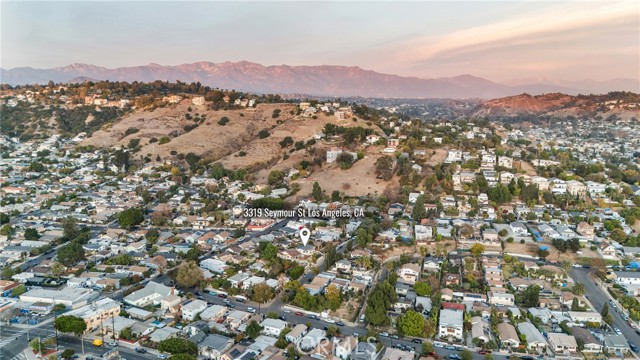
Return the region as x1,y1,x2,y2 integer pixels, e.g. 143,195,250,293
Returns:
614,328,622,335
379,332,389,337
158,354,168,359
283,309,292,313
324,318,336,324
247,307,256,313
223,299,230,304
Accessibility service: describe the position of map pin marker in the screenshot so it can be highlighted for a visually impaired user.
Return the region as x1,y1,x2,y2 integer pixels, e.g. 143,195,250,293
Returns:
299,227,311,246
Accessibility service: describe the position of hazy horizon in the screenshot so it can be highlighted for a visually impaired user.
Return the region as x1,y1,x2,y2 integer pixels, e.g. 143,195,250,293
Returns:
2,1,639,84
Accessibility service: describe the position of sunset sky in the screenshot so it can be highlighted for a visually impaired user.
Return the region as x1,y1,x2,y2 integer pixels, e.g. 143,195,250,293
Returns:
1,1,638,83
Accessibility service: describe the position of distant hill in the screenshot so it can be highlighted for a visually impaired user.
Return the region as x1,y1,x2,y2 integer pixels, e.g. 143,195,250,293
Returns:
3,61,637,99
473,92,640,119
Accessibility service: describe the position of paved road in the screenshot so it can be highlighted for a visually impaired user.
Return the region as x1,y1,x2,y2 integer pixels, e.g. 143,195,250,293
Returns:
570,268,640,348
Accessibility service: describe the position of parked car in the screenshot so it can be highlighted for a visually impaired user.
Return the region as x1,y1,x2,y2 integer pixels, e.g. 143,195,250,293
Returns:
630,343,638,352
218,293,227,298
295,312,304,316
336,321,345,327
448,355,461,360
478,350,490,355
135,348,147,354
307,314,318,319
225,303,235,308
614,327,622,335
283,309,292,313
325,318,336,324
158,354,168,359
247,307,256,314
279,316,287,321
379,332,389,337
444,345,456,350
390,335,399,339
411,339,422,344
223,299,230,304
208,291,217,296
108,341,118,347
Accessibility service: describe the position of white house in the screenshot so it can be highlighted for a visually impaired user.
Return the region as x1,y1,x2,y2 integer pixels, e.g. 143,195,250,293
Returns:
260,318,287,337
397,263,420,284
438,309,463,340
181,299,208,321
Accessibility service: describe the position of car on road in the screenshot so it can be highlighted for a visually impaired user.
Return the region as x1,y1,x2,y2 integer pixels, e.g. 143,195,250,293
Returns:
247,307,256,314
279,316,287,321
109,341,118,347
223,299,230,304
411,339,422,344
135,348,147,354
158,354,168,359
283,309,292,313
307,314,318,319
325,318,336,324
629,343,638,352
195,291,202,296
614,327,622,335
520,356,534,360
226,303,235,308
448,355,461,360
353,333,359,337
295,312,304,316
433,342,445,348
218,293,228,298
390,335,399,339
336,321,345,326
444,345,456,350
208,291,217,296
478,350,490,355
379,332,389,337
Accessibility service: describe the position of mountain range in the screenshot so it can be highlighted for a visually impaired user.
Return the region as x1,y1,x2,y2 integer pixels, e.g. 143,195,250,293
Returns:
1,61,638,98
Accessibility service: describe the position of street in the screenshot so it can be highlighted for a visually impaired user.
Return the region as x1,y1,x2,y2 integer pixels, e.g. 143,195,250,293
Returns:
570,268,640,347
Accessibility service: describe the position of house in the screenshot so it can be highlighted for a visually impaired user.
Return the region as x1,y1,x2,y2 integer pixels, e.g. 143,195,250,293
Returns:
124,281,173,307
603,334,631,354
198,334,234,360
414,225,432,241
300,328,326,351
66,298,120,332
397,263,420,284
19,287,95,309
181,299,208,321
570,328,602,353
286,324,307,345
380,347,414,360
260,318,287,337
349,342,380,360
567,311,601,325
517,322,548,350
438,309,463,340
509,222,528,236
576,222,595,239
488,292,515,306
335,336,358,360
599,242,619,259
497,323,520,348
470,317,490,343
528,307,552,324
547,333,577,353
613,271,640,286
199,305,226,321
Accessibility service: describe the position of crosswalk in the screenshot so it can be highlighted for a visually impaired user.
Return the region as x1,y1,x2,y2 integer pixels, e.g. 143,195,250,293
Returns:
0,329,55,349
8,352,27,360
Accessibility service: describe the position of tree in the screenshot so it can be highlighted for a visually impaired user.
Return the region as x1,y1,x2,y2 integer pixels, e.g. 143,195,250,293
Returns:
11,284,27,297
175,261,204,288
312,182,323,200
412,195,427,221
571,283,585,296
246,320,263,339
266,311,278,319
470,243,485,258
374,155,395,180
268,170,285,186
118,207,144,228
57,242,86,267
325,285,342,311
421,342,434,354
54,315,87,336
61,349,76,360
118,326,134,340
397,310,424,337
251,283,275,303
30,338,43,354
169,355,196,360
0,213,9,225
601,303,609,318
571,298,580,311
0,224,13,237
24,228,40,240
414,282,432,296
461,349,473,360
521,285,540,307
158,338,197,355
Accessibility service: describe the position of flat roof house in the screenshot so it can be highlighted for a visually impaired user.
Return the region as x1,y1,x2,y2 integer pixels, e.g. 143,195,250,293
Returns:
438,309,463,341
547,333,577,353
517,322,548,350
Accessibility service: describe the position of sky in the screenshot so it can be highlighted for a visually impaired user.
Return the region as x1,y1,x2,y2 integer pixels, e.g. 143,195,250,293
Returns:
1,1,638,83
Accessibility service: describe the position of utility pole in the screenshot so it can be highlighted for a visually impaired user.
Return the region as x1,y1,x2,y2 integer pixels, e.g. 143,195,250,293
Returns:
52,297,59,351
